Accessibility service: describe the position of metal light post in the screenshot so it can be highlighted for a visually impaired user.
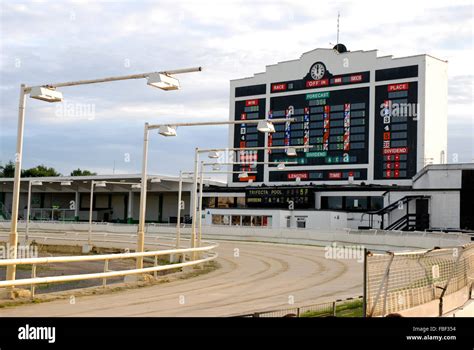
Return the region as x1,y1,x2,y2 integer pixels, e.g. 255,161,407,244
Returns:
88,180,139,247
25,179,73,243
136,118,293,267
176,170,184,249
87,180,103,246
198,161,205,248
190,145,311,251
25,180,43,243
175,170,213,256
175,170,196,249
6,85,27,283
6,67,201,285
196,160,301,247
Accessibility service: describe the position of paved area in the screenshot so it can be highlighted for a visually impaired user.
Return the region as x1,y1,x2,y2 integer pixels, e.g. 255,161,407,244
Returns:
0,237,363,317
443,299,474,317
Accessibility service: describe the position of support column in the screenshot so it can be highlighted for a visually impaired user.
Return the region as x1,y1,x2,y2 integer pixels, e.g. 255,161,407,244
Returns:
74,191,80,221
127,190,133,224
158,193,163,223
189,183,194,224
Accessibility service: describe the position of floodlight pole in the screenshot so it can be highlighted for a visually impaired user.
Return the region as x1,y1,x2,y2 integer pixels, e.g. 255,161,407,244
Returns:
25,179,33,244
88,180,95,246
198,161,205,247
136,123,150,269
139,118,295,263
191,145,312,249
5,85,27,283
176,171,183,249
6,67,201,287
190,148,200,261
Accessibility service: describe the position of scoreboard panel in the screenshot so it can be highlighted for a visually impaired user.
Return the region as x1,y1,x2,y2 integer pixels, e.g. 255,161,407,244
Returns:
374,82,418,179
268,87,370,168
232,98,266,183
229,48,446,186
246,187,314,209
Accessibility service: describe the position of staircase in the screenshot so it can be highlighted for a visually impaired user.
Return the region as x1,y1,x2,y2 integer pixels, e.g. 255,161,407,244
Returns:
362,195,430,231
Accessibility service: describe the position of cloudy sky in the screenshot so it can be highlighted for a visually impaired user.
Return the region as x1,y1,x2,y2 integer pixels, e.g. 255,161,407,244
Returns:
0,0,472,180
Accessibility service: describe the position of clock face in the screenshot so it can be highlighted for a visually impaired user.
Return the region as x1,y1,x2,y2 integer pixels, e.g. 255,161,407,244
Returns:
310,62,326,80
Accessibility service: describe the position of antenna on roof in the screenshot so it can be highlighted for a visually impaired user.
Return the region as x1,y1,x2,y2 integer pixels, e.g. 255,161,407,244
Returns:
332,11,348,53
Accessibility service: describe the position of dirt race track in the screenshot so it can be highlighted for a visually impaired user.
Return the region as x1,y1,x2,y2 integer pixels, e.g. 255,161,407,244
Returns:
0,238,363,317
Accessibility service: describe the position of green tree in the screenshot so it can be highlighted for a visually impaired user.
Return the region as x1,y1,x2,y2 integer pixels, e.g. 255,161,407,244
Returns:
0,161,61,178
70,168,97,176
22,165,61,177
0,161,16,177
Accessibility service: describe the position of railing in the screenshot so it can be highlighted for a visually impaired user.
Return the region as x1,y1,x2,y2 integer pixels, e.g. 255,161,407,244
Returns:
1,221,470,251
366,243,474,316
0,241,218,296
236,296,363,317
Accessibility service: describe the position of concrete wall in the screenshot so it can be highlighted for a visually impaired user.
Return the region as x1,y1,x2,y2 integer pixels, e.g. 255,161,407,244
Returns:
203,208,350,229
161,192,191,222
386,190,460,229
398,286,470,317
413,168,462,189
422,56,448,167
111,194,126,221
1,221,469,251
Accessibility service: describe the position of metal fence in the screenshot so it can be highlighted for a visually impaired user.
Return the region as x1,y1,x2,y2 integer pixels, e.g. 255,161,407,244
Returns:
0,241,219,297
27,208,76,221
366,243,474,316
237,297,363,318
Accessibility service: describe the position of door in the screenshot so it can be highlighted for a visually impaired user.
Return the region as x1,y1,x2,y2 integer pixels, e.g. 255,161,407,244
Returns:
415,199,429,230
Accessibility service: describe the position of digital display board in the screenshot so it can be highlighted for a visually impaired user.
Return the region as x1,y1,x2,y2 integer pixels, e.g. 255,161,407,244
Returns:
246,187,314,209
268,168,367,182
231,59,422,184
268,87,370,167
374,82,418,179
271,68,370,93
232,98,266,182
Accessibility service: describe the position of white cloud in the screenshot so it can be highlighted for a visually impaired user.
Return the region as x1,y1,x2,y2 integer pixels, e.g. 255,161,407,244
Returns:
0,0,472,175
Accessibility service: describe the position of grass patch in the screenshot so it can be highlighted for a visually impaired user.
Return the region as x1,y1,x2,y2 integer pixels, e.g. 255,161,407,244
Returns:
0,260,220,309
300,299,363,318
14,264,51,272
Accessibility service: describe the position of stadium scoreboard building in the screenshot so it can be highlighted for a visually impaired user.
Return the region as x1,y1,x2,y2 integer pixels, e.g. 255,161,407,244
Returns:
228,46,447,186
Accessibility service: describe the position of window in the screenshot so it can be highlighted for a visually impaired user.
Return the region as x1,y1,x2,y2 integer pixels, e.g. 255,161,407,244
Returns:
242,216,251,226
370,197,384,210
346,197,368,210
212,215,223,225
203,197,216,208
262,216,271,227
323,196,343,210
212,214,230,225
296,216,307,228
236,197,246,208
252,216,262,226
321,196,384,211
217,197,234,208
223,215,230,225
231,215,241,226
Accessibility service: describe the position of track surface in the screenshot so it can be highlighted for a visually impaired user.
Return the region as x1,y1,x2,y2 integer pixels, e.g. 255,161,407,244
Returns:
0,237,362,317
